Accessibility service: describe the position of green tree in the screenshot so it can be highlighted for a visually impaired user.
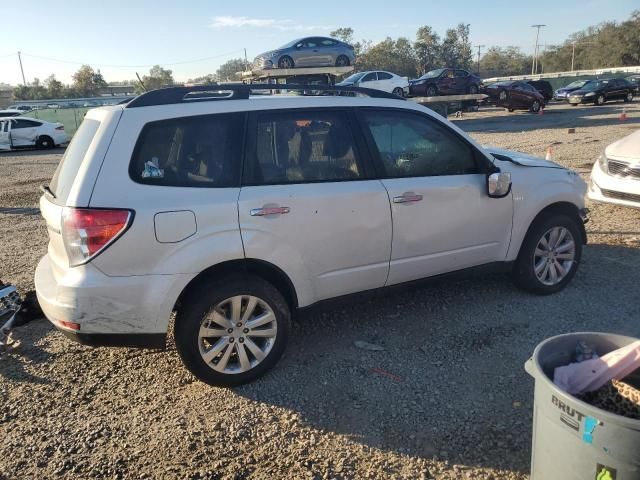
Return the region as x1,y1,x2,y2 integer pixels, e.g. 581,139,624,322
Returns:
358,37,417,77
187,74,217,84
72,65,107,96
215,58,247,82
138,65,174,93
330,26,368,57
44,74,64,98
480,46,532,77
414,26,440,75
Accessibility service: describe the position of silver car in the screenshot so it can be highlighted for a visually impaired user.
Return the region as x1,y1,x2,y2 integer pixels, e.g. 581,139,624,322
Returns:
253,36,355,70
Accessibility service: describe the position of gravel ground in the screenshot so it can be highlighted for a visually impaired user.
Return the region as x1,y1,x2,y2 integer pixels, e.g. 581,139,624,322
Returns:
1,102,640,480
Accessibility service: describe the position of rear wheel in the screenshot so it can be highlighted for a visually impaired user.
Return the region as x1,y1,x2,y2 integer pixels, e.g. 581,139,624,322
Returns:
36,135,54,149
278,56,294,69
335,55,350,67
392,87,404,97
512,213,582,295
174,275,291,387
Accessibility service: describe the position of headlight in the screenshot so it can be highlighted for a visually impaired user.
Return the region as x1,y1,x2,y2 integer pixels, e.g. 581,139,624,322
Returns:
598,153,608,171
584,92,595,97
270,51,280,57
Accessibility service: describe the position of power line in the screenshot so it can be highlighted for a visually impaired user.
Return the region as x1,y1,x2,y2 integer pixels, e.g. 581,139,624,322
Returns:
19,49,246,69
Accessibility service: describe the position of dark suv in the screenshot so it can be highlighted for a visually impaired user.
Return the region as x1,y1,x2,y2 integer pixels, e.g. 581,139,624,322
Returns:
409,68,482,97
527,80,553,102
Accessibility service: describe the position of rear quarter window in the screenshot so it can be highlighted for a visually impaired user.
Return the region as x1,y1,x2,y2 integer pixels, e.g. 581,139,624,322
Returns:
49,118,101,204
129,113,243,188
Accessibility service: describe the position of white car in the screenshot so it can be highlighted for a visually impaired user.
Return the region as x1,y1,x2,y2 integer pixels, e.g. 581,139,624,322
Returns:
0,117,67,151
589,129,640,207
35,85,588,386
337,70,409,97
0,109,22,118
7,105,33,112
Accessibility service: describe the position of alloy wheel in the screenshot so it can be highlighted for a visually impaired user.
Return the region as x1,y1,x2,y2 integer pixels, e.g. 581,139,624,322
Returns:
533,226,576,286
198,295,277,374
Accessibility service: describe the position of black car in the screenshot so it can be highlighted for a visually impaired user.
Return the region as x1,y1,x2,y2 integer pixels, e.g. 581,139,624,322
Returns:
567,78,635,106
527,80,553,102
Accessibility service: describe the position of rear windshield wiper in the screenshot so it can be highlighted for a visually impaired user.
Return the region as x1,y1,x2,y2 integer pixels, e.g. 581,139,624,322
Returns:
40,184,56,199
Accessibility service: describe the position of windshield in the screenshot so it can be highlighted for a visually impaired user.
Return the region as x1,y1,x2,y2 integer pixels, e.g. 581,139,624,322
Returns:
278,38,303,49
565,80,588,89
419,68,445,80
342,72,366,83
581,80,607,91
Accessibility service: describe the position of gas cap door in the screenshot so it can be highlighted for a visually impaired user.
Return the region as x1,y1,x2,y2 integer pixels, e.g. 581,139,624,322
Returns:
154,210,197,243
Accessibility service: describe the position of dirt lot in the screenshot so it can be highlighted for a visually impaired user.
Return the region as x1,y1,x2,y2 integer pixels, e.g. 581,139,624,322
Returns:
1,102,639,480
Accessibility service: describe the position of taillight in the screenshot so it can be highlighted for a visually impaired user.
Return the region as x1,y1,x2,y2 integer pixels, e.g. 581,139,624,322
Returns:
62,208,132,266
55,125,65,130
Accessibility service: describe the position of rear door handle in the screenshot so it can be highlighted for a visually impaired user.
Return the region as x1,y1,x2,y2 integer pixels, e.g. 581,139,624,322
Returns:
250,206,290,216
393,193,423,204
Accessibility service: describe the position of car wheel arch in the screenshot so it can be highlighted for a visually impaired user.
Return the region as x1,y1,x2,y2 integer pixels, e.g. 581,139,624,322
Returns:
173,258,299,315
514,201,587,258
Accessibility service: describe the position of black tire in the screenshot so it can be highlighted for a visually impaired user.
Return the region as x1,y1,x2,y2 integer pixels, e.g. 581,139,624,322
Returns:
512,212,583,295
530,100,541,113
507,108,515,112
278,56,294,69
335,55,350,67
392,87,404,97
595,94,605,106
174,275,291,387
425,85,438,97
36,135,54,149
624,91,633,103
469,84,479,94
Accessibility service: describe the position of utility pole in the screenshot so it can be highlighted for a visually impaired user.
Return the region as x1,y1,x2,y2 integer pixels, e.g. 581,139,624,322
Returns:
244,48,249,72
530,24,546,75
17,51,26,86
475,45,485,75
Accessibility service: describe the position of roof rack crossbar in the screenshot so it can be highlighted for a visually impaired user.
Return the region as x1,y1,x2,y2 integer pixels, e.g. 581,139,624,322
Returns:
125,83,403,108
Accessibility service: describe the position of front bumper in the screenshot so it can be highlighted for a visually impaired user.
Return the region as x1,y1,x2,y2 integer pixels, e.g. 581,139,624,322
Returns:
588,161,640,209
568,96,593,104
35,254,190,347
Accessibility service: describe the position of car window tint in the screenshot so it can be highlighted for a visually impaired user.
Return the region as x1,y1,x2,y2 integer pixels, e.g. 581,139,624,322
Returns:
362,72,377,82
378,72,392,80
455,70,468,77
362,110,478,178
321,39,336,46
130,113,242,188
248,111,361,185
305,40,318,48
11,119,38,129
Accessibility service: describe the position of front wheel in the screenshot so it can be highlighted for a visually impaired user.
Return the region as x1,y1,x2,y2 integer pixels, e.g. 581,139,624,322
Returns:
595,94,605,106
469,84,478,94
425,85,438,97
530,100,541,113
624,92,633,103
278,56,294,69
512,213,582,295
174,275,291,387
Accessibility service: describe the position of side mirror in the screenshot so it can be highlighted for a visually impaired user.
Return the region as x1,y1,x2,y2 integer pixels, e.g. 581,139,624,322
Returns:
487,171,511,198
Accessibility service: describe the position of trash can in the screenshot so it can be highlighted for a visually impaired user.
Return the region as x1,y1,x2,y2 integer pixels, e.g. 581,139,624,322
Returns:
525,332,640,480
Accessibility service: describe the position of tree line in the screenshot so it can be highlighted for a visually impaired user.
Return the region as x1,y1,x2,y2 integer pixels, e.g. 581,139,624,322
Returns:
11,10,639,100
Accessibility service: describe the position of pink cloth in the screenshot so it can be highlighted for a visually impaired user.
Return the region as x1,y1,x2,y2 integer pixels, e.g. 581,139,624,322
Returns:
553,340,640,395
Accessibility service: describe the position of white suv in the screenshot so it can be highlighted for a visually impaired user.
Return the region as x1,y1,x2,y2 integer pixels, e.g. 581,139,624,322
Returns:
35,84,588,386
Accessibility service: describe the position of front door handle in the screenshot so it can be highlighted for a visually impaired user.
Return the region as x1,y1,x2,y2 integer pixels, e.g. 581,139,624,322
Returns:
393,193,423,204
250,206,290,216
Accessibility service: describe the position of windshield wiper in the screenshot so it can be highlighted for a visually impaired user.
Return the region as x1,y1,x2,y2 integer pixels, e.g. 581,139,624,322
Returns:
40,184,56,199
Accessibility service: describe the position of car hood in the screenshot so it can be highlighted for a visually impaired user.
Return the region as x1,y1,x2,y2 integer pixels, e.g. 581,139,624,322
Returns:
605,129,640,160
336,81,354,86
485,147,565,169
255,50,280,58
569,88,599,96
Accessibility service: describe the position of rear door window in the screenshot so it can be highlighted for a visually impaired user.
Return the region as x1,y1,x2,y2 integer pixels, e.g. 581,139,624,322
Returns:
245,110,363,185
378,72,393,80
49,118,101,204
129,113,243,188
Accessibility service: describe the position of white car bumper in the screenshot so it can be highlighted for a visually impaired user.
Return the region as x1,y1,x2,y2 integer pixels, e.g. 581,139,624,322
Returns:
35,254,192,347
588,160,640,208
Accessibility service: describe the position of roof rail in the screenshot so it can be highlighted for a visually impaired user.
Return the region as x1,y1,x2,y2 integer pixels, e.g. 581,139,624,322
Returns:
125,83,404,108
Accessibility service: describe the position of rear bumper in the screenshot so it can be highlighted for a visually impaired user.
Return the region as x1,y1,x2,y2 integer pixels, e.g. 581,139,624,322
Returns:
35,254,191,344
